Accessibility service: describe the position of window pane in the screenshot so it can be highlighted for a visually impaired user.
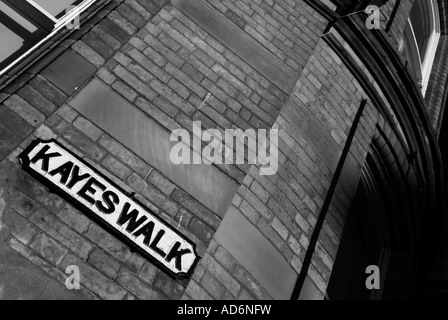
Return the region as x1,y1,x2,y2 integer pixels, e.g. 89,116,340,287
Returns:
0,1,37,32
410,0,432,58
29,0,80,18
0,23,24,63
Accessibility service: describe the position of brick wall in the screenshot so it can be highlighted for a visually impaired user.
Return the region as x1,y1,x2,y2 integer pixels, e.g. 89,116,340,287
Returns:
0,0,435,300
0,0,329,300
183,33,376,299
425,36,448,132
0,0,191,300
381,0,415,49
425,0,448,132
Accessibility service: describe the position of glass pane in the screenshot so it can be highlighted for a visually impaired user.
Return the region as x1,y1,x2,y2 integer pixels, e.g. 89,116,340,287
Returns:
30,0,79,18
0,1,37,32
410,0,432,58
0,23,24,63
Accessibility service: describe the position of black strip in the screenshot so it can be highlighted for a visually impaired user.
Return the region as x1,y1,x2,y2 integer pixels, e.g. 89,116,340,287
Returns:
0,0,112,89
385,0,401,33
54,0,84,19
0,11,32,40
0,10,48,73
3,0,55,31
290,100,367,300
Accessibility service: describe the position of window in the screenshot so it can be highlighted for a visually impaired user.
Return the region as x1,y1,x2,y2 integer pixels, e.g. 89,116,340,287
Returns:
402,0,441,96
0,0,97,77
31,0,82,19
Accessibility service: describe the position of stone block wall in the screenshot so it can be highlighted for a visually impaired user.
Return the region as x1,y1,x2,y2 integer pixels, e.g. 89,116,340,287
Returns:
0,0,430,300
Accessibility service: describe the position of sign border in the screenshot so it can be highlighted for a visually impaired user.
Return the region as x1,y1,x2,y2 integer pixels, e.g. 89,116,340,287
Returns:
19,138,200,279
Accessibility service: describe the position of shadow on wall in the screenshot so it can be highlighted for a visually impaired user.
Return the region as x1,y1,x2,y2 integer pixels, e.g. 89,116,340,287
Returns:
0,162,89,300
0,243,90,300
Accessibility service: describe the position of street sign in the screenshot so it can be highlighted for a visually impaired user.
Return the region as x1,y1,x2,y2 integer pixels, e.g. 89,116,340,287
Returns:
19,139,199,277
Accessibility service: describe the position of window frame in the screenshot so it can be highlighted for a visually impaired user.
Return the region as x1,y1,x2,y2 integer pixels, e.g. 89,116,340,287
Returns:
404,18,424,87
0,0,97,77
404,0,441,96
420,0,440,96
